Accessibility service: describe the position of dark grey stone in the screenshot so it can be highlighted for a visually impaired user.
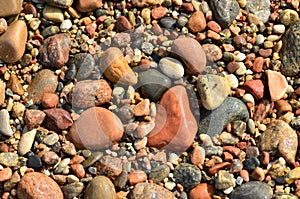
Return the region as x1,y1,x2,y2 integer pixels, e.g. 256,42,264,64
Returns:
68,53,95,80
160,17,177,29
174,163,201,191
230,181,273,199
149,165,170,183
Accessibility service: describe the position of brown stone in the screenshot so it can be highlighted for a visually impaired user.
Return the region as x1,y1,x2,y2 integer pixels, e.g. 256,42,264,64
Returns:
202,44,222,61
252,57,264,73
131,183,174,199
191,146,205,166
227,62,240,74
99,47,137,85
128,170,147,185
70,164,85,178
0,167,12,182
76,0,102,12
207,21,221,33
171,37,206,75
151,6,168,19
254,99,274,122
115,16,133,32
259,48,272,58
133,99,150,117
147,85,197,151
43,108,73,131
0,20,27,63
99,155,122,177
39,33,71,68
84,176,117,199
275,100,292,116
131,0,164,7
187,11,206,33
0,80,5,106
25,109,46,130
244,79,265,100
41,93,59,108
0,0,22,17
233,35,247,49
70,79,112,109
266,70,288,101
189,183,214,199
17,172,63,199
7,74,24,95
67,107,124,150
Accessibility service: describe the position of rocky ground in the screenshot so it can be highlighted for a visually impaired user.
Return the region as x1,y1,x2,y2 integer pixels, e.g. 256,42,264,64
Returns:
1,0,300,198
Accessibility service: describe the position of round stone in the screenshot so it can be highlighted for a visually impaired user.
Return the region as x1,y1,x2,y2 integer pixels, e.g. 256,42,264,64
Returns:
159,57,184,79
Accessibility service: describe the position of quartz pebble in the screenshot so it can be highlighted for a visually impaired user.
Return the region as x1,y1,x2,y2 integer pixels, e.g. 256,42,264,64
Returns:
158,57,184,79
0,109,13,136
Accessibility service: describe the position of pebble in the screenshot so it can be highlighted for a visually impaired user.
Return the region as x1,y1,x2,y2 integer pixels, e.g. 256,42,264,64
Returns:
0,167,12,182
160,17,177,29
24,109,46,130
209,0,240,28
42,151,60,165
128,170,147,185
60,19,72,31
133,99,150,117
275,100,292,116
159,57,184,79
97,47,137,85
7,74,24,95
147,86,197,152
171,37,206,75
18,129,37,156
43,5,64,23
0,0,23,17
44,0,73,8
131,182,175,199
99,155,122,177
70,164,85,178
138,69,171,101
76,0,102,12
0,152,18,167
266,70,288,101
68,107,124,150
279,9,299,26
151,6,168,19
62,182,84,199
39,33,71,68
27,154,43,169
42,93,59,108
44,133,60,146
62,142,76,156
187,10,206,33
70,79,112,109
69,53,95,80
197,74,230,110
191,145,205,165
27,69,58,103
202,44,222,61
0,18,7,35
252,57,264,73
199,97,249,136
0,109,13,136
259,120,297,164
0,80,5,106
244,79,265,100
17,172,63,199
229,181,273,199
0,20,27,63
131,0,164,7
84,176,116,199
174,163,201,191
273,24,285,34
215,170,236,190
246,0,270,23
43,108,73,131
188,183,214,199
149,164,170,183
115,16,133,32
285,167,300,184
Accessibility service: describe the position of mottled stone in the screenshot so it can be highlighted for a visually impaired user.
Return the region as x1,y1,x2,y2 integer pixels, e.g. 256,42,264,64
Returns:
285,167,300,184
62,182,84,199
246,0,270,23
128,170,147,185
76,0,102,12
84,176,116,199
174,163,201,191
266,70,288,101
0,152,18,167
43,108,73,131
42,93,59,108
68,53,95,80
131,183,174,199
229,181,273,199
187,11,206,33
149,165,170,183
0,109,13,136
25,110,46,130
280,9,299,26
43,0,73,8
0,0,23,17
259,120,297,164
215,170,235,190
202,44,223,62
0,167,12,182
131,0,164,7
244,79,265,100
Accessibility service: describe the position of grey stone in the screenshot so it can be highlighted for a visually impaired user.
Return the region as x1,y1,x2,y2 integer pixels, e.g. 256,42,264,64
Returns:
174,163,201,191
246,0,270,23
149,165,170,183
230,181,273,199
68,53,95,80
0,109,13,136
62,182,84,199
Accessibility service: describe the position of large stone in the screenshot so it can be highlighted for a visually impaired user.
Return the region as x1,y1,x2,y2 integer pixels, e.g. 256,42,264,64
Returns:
147,85,198,151
17,172,63,199
0,0,23,17
266,70,288,101
42,0,73,8
259,120,297,164
246,0,270,23
43,108,73,131
131,183,175,199
76,0,102,13
98,47,137,85
67,107,124,150
27,69,58,103
229,181,273,199
0,20,27,63
39,33,71,68
84,176,116,199
171,37,206,75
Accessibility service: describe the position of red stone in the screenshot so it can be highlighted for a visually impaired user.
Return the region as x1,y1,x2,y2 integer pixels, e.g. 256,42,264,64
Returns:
252,57,264,73
244,79,265,100
42,93,59,108
0,168,12,182
151,6,168,19
266,70,288,101
76,0,102,12
115,16,133,32
227,61,240,73
187,11,206,33
128,170,147,185
189,183,214,199
70,164,85,178
24,109,46,130
207,21,221,33
43,108,73,131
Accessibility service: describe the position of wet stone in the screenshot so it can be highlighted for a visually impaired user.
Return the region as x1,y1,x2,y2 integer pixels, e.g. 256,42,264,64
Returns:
68,53,95,80
62,182,84,199
229,181,273,199
43,108,73,131
174,163,201,191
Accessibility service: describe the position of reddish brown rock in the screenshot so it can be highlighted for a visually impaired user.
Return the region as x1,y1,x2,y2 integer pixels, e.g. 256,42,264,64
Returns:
0,167,12,182
191,146,205,166
0,20,27,63
259,48,272,58
133,99,150,117
187,11,206,33
25,110,46,130
17,172,63,199
147,85,197,151
254,99,274,122
42,93,59,108
70,164,85,178
252,57,264,73
266,70,288,101
115,16,133,32
99,155,122,177
7,74,24,95
233,35,247,49
0,0,23,17
128,170,147,185
151,6,168,19
76,0,102,12
43,108,73,131
67,107,124,150
227,62,240,74
70,79,112,109
171,37,206,75
244,79,265,100
189,183,214,199
0,80,5,106
131,183,174,199
207,21,221,33
39,33,71,68
275,100,292,116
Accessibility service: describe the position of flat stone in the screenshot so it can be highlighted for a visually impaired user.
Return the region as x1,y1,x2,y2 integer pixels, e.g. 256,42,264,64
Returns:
17,172,63,199
0,0,23,17
187,11,206,33
189,183,214,199
76,0,102,12
197,74,230,110
229,181,273,199
67,107,124,150
174,163,201,191
98,47,137,85
266,70,288,101
0,109,13,136
18,129,37,156
131,183,174,199
70,79,112,109
259,120,297,164
43,5,64,23
84,176,116,199
27,69,58,103
147,86,198,152
0,152,18,167
171,37,206,75
43,0,73,8
199,97,249,136
7,74,24,95
43,108,73,131
39,33,71,68
0,20,27,63
244,79,265,100
24,109,46,130
159,57,184,79
246,0,270,23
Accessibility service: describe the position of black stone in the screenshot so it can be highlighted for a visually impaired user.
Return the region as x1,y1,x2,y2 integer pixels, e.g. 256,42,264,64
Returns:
242,157,260,172
65,64,77,80
27,155,43,169
174,163,201,191
160,17,177,29
230,181,273,199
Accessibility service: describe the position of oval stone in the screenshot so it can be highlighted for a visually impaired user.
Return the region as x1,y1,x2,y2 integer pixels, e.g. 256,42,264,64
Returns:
131,183,175,199
159,57,184,79
229,181,273,199
84,176,116,199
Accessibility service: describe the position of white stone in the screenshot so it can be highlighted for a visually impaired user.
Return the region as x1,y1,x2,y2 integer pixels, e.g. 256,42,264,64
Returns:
18,128,37,156
159,57,184,79
0,109,13,136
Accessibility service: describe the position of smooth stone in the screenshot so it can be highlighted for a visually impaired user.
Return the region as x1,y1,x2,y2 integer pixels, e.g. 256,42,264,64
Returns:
0,18,7,35
43,108,73,131
68,53,95,80
147,86,198,151
0,109,13,136
27,154,43,169
174,163,202,191
138,69,171,102
24,109,46,130
43,0,73,8
202,44,223,62
17,172,63,199
128,170,147,185
0,0,22,17
60,19,72,30
197,74,231,110
131,183,174,199
84,176,116,199
160,17,177,29
199,97,249,136
259,120,297,164
187,10,206,33
266,70,288,101
43,5,64,23
189,183,214,199
149,164,170,183
70,79,112,109
244,79,265,100
62,182,84,199
76,0,102,13
98,47,137,85
0,20,27,63
68,107,124,150
209,0,240,28
285,167,300,184
18,129,37,156
229,181,273,199
159,57,184,79
280,9,299,26
7,74,24,95
0,80,5,106
27,69,58,103
171,37,206,75
43,133,60,146
0,167,12,182
115,16,133,32
246,0,270,23
39,33,71,68
0,152,18,167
